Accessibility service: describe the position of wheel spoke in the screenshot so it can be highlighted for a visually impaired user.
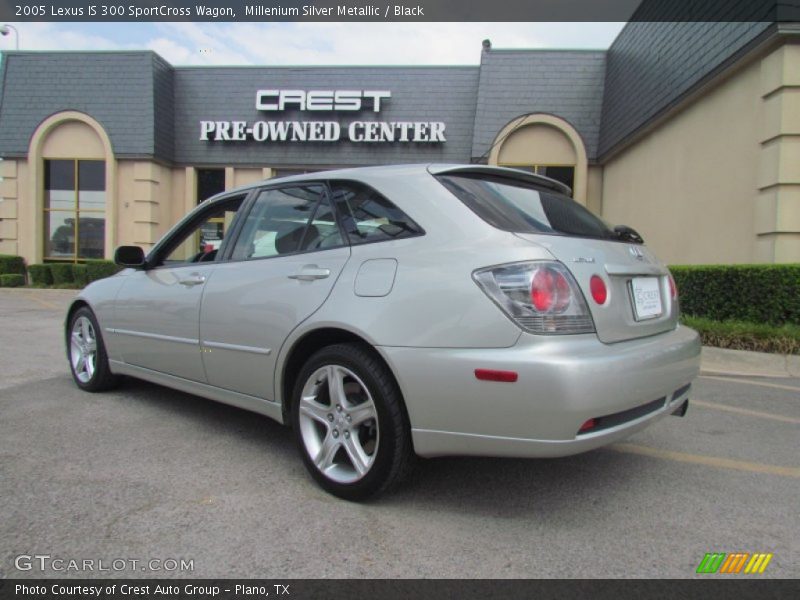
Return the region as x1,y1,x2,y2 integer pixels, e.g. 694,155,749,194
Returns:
327,365,347,407
72,347,84,371
343,434,370,476
299,395,332,425
72,331,83,347
85,339,97,353
314,433,340,471
84,354,95,378
346,399,377,427
81,318,92,342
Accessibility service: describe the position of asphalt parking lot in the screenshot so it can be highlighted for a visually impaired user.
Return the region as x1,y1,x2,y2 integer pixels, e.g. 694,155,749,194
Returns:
1,288,797,579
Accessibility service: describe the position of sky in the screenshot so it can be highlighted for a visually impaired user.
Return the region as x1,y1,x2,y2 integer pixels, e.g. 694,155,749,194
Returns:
0,22,625,65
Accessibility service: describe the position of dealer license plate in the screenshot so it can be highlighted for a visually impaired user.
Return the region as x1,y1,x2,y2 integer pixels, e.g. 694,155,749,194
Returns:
630,277,663,321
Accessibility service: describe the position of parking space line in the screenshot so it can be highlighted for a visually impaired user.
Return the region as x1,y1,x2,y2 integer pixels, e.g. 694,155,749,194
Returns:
699,375,800,394
18,291,61,311
692,399,800,425
609,443,800,478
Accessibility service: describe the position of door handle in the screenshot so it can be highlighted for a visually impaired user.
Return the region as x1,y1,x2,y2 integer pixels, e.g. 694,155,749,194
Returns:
178,273,206,287
288,265,331,281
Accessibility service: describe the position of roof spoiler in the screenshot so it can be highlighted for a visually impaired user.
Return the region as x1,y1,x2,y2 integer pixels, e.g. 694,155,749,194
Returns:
427,164,573,196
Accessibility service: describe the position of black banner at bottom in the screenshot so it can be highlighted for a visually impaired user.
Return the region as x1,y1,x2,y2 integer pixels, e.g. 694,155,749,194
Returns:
1,579,799,600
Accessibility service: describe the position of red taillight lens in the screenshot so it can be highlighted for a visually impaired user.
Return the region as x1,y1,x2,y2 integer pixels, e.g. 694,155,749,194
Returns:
530,267,571,313
589,275,607,305
668,273,677,300
579,418,597,433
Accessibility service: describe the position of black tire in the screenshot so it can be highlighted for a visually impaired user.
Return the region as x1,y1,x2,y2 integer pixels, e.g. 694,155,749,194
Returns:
66,306,120,392
291,343,414,501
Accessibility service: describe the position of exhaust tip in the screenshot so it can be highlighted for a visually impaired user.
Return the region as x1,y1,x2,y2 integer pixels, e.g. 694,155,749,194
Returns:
671,399,689,417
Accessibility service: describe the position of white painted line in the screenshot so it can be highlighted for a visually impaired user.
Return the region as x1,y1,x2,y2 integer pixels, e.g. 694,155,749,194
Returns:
692,399,800,425
699,375,800,394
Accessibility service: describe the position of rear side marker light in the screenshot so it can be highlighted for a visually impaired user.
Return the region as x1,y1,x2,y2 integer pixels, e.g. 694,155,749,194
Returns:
589,275,607,305
474,369,518,383
579,418,597,432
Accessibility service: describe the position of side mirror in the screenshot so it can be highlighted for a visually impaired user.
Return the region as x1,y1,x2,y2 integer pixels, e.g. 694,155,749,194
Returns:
613,225,644,244
114,245,146,268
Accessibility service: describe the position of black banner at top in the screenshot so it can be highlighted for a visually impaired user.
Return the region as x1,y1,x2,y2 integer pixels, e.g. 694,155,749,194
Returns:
1,0,799,22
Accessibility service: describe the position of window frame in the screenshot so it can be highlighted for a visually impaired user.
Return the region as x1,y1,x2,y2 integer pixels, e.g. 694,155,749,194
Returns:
143,177,426,270
42,158,107,263
146,191,254,270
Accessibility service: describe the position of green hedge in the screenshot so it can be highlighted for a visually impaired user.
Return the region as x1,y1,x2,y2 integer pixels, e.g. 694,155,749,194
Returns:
0,254,26,275
682,316,800,355
0,274,25,287
86,260,123,283
671,264,800,326
27,264,53,286
49,263,75,285
73,264,89,287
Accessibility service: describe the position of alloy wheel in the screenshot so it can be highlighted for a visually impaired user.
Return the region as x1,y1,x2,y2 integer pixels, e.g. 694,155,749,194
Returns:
297,365,380,484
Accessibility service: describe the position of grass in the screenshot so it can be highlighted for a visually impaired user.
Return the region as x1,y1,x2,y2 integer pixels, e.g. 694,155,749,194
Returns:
681,315,800,355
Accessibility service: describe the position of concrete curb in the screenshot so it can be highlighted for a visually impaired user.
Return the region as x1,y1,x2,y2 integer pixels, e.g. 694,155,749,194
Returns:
701,346,800,379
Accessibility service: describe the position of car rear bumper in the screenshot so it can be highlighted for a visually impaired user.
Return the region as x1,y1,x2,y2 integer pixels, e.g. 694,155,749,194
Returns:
379,324,701,458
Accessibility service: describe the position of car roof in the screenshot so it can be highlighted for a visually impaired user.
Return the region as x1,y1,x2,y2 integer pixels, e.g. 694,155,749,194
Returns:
204,163,572,205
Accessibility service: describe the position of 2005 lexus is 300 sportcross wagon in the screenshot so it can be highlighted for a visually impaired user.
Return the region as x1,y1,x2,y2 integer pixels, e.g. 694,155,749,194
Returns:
65,164,701,499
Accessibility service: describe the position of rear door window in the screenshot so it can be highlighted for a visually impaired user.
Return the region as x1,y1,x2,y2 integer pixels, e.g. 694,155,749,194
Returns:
437,173,617,241
230,184,344,260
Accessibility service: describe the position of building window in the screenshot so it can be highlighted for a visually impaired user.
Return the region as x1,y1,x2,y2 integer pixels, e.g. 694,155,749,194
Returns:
501,164,575,195
197,168,226,203
44,159,105,261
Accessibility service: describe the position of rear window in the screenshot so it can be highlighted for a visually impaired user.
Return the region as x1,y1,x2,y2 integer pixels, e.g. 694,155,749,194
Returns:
437,173,617,241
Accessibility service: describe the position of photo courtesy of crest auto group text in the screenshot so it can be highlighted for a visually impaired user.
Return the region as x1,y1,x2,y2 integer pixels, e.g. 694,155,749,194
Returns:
0,0,798,594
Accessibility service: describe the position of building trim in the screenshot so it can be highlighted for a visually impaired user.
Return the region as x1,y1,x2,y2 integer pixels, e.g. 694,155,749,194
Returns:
488,113,589,204
27,110,117,262
598,24,787,163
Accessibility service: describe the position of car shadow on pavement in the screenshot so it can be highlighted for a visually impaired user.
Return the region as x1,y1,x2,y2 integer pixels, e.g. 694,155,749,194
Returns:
107,377,645,518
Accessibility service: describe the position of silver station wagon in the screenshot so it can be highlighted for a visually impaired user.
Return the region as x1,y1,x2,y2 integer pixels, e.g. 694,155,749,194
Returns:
66,164,701,499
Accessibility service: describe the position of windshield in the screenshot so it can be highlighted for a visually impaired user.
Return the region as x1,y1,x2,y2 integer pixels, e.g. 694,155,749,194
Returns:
437,173,618,241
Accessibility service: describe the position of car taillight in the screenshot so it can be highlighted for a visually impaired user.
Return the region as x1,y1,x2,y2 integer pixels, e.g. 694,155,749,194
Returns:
473,261,595,334
531,266,571,312
668,272,678,300
589,275,607,305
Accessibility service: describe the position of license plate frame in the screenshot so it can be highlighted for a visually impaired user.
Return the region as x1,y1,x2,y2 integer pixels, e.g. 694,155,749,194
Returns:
629,276,663,321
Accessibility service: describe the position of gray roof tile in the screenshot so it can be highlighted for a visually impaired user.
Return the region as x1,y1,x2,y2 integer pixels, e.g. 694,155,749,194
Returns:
470,49,607,161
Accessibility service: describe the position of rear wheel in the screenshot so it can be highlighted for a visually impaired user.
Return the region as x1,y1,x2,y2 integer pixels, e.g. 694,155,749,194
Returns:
67,307,120,392
291,343,413,500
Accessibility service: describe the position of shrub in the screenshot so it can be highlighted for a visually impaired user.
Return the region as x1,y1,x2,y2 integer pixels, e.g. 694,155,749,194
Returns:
670,264,800,326
0,274,25,287
49,263,75,285
86,260,123,283
0,254,26,275
682,316,800,355
28,264,53,286
73,264,89,287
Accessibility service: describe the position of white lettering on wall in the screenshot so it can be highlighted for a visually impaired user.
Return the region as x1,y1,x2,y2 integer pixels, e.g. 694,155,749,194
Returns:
255,90,392,112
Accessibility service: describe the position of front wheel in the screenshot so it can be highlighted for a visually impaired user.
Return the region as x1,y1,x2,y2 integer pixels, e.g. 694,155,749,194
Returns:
67,307,120,392
291,343,413,500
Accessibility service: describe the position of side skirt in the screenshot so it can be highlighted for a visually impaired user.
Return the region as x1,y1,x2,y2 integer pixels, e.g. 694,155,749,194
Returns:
109,360,285,425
